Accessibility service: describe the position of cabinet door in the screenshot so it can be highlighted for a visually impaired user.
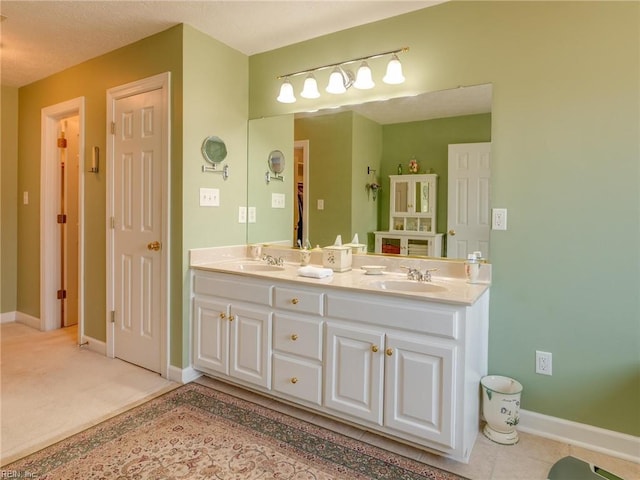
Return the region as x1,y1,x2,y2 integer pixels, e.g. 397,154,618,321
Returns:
384,334,456,448
325,322,384,425
391,178,410,214
193,297,230,375
229,304,272,389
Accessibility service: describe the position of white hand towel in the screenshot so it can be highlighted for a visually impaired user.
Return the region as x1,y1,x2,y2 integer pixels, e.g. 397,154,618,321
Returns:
297,266,334,278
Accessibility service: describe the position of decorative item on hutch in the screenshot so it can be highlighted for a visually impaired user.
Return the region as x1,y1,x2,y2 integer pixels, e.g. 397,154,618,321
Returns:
408,157,419,174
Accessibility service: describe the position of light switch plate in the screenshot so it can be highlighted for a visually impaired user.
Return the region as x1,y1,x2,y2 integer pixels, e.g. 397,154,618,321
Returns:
248,206,256,223
271,193,285,208
492,208,507,230
199,188,219,207
317,199,324,210
238,206,247,223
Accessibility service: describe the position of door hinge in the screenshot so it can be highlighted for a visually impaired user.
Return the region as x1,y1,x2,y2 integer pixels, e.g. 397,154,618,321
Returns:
110,216,115,229
110,122,116,135
57,289,67,299
57,214,67,224
110,311,115,323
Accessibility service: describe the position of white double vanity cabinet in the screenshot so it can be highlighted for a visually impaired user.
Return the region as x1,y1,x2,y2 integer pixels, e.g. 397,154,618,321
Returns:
190,247,490,463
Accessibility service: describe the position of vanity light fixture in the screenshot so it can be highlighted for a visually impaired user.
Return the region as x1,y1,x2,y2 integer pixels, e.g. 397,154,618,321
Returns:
276,47,408,103
300,73,321,99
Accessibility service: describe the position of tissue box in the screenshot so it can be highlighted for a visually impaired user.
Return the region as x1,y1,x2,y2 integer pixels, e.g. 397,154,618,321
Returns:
345,243,367,255
322,245,352,272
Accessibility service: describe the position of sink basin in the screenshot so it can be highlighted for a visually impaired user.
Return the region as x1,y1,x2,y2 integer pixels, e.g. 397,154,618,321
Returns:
237,263,285,272
373,280,447,294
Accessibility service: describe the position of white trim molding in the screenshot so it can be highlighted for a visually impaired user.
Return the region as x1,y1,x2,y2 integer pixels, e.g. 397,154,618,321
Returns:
167,365,202,385
1,312,17,323
15,312,41,330
519,409,640,463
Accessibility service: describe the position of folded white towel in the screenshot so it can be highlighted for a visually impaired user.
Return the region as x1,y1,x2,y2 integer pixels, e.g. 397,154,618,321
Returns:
297,266,334,278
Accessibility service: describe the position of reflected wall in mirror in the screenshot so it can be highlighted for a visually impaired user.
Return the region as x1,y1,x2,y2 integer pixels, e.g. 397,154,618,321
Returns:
247,84,492,259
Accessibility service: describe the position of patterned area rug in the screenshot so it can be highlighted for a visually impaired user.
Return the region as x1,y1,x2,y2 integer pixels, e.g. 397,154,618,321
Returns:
4,383,466,479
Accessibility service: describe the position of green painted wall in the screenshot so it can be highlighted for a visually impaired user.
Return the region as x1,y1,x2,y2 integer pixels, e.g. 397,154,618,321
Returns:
295,112,353,248
1,86,19,314
247,115,294,245
351,113,382,250
13,24,248,368
179,25,249,367
250,2,640,436
17,26,184,340
380,113,492,237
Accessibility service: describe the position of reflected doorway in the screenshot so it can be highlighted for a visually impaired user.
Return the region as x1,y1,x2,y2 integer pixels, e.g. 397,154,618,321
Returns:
293,140,309,246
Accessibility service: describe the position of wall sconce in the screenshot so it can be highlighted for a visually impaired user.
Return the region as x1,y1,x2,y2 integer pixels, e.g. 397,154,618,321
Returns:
276,47,408,104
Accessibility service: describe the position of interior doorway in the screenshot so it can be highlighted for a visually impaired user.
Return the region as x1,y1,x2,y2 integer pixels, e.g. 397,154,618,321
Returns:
293,140,309,247
40,98,85,339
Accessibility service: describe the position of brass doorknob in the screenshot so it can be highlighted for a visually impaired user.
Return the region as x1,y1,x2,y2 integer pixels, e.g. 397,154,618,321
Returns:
147,241,161,251
448,230,456,236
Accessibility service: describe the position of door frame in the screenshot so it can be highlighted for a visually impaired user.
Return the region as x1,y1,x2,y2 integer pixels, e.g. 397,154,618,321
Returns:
40,97,85,339
105,72,171,378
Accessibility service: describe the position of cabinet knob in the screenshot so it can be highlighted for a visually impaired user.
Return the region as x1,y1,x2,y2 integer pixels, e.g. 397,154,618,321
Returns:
371,345,379,353
290,334,298,341
386,348,394,356
448,229,456,236
228,315,235,321
219,312,226,319
291,298,299,305
290,377,298,384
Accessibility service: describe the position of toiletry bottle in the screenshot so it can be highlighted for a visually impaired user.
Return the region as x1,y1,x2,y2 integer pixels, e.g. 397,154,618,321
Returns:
465,253,480,283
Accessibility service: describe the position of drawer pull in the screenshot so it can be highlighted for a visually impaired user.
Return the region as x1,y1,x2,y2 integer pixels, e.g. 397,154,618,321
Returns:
290,334,299,341
371,345,379,353
386,348,394,356
290,377,298,384
228,315,235,321
219,312,226,319
291,298,299,305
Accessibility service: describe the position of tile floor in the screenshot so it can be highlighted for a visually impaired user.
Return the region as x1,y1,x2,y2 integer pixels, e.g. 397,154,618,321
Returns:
1,322,637,479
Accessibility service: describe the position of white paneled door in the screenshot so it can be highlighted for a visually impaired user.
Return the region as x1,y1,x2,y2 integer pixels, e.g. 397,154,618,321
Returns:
447,143,491,259
112,87,164,373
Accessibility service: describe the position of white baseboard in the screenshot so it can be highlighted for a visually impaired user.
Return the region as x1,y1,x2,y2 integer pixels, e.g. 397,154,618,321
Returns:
519,409,640,463
1,311,17,323
80,334,106,356
167,365,202,384
15,312,40,330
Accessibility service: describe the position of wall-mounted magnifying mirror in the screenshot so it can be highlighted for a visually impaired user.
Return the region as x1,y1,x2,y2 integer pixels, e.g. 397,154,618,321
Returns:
266,149,285,183
201,135,229,179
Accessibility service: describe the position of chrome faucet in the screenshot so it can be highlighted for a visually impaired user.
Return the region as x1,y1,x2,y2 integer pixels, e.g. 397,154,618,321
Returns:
262,254,284,266
403,266,438,282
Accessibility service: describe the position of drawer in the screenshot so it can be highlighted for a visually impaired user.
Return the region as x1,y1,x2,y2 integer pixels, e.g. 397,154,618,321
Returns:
194,272,271,305
326,293,459,340
273,286,324,316
273,314,323,361
272,354,322,405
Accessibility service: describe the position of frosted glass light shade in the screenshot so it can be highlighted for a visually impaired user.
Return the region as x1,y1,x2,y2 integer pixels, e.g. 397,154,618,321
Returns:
300,74,320,99
383,54,405,85
326,67,347,94
353,61,375,90
277,80,296,103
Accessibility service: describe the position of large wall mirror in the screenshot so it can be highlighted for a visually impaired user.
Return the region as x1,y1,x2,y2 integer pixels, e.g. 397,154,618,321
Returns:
247,84,492,260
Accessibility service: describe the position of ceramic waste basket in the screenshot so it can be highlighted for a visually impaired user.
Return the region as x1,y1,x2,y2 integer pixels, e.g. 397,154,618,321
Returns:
480,375,523,445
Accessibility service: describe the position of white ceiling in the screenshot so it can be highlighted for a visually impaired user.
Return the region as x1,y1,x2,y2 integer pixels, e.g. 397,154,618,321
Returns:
0,1,443,88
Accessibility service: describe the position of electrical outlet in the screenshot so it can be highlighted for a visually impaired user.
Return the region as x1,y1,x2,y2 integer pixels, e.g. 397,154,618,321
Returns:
238,206,247,223
492,208,507,230
536,350,552,375
317,199,324,210
248,206,256,223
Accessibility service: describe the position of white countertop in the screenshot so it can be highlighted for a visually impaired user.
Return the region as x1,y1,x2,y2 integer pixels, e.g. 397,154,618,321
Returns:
191,257,489,306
